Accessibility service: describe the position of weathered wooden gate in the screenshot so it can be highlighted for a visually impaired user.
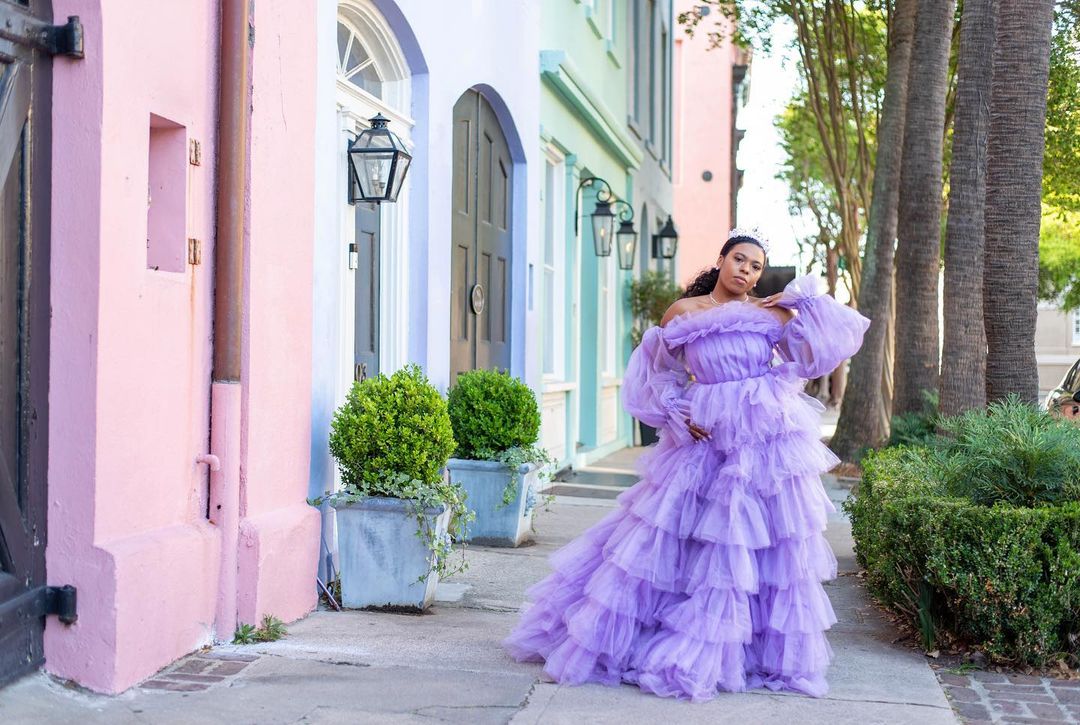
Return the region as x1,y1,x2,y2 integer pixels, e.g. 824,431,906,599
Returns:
0,0,81,687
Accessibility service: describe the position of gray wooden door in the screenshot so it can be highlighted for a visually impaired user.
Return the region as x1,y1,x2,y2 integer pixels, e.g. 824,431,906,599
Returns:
353,201,379,382
0,0,55,687
450,90,512,381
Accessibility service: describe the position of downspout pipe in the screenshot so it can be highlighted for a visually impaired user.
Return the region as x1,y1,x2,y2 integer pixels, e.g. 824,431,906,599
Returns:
214,0,251,382
209,0,251,641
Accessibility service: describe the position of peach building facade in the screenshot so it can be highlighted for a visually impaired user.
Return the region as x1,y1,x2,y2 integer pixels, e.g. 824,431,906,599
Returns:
672,2,749,287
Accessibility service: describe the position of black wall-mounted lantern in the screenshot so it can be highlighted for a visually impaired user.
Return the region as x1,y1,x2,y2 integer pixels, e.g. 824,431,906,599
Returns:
575,176,638,270
652,215,679,259
614,214,637,271
347,113,412,204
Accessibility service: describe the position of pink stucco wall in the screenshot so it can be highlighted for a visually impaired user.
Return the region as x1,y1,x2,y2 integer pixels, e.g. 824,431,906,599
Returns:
673,2,738,288
44,0,318,693
236,0,320,633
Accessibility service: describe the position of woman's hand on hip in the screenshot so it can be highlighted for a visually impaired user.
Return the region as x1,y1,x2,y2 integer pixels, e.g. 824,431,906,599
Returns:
686,419,711,442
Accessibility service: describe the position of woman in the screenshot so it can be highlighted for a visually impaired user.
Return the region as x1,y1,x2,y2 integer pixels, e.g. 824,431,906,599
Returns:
503,228,870,701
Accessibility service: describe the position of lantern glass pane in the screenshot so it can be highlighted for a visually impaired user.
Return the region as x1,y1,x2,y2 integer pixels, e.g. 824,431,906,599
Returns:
351,149,395,200
591,212,614,257
388,151,412,201
357,129,394,150
661,236,677,259
616,227,637,270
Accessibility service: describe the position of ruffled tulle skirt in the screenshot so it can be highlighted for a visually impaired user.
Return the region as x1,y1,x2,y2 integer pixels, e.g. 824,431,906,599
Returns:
502,368,839,701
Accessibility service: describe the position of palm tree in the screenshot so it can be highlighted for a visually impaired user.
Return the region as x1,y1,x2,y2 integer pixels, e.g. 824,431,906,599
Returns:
940,0,997,417
983,0,1055,404
830,0,917,461
892,0,955,417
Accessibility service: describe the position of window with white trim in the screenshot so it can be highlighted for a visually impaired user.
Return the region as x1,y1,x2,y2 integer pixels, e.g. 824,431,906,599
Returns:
584,0,614,41
598,0,612,40
1073,311,1080,346
541,150,566,378
601,256,617,377
337,21,383,98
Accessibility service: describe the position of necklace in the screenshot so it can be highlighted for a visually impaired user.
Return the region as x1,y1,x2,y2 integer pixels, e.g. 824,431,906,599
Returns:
708,290,748,306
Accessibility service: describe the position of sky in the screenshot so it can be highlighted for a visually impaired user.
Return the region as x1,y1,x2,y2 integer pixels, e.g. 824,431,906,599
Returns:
734,19,807,269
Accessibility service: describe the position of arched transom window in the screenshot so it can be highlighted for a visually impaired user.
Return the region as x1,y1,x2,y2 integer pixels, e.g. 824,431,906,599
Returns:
337,20,383,98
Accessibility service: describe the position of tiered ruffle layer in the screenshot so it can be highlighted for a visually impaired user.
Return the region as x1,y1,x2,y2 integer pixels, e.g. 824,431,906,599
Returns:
503,371,841,701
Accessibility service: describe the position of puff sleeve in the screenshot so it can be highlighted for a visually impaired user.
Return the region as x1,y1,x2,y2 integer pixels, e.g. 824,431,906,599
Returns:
775,274,871,379
622,326,694,446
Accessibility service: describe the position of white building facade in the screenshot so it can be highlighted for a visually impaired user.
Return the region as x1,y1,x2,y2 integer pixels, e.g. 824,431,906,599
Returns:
309,0,543,574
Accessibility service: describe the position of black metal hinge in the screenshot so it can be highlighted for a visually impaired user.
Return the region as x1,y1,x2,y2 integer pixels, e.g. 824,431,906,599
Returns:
40,16,83,58
44,585,78,624
0,584,77,630
0,10,85,63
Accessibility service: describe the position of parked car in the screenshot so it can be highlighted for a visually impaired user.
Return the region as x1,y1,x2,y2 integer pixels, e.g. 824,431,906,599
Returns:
1044,357,1080,422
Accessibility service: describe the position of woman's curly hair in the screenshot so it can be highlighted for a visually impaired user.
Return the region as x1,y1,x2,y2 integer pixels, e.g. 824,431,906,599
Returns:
681,236,768,299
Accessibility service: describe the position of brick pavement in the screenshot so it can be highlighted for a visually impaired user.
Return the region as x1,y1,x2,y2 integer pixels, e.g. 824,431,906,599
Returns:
140,650,260,693
937,670,1080,723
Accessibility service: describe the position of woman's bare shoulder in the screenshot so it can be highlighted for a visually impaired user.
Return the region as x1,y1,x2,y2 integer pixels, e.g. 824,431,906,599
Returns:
660,297,702,327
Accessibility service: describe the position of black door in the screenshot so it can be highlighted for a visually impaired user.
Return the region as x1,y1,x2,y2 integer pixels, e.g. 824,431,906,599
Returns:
353,201,379,382
450,89,512,381
0,0,66,687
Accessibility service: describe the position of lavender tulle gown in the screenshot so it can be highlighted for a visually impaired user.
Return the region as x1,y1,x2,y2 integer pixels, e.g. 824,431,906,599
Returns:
503,275,870,701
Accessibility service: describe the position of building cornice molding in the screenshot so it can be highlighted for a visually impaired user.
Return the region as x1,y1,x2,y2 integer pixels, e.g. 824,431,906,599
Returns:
540,50,643,170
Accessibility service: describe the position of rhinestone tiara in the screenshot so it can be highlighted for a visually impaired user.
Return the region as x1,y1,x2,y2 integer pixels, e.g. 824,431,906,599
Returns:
727,226,770,254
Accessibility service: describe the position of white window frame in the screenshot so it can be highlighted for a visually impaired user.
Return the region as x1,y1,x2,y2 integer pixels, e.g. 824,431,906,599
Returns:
601,254,617,378
584,0,614,42
599,0,613,40
541,146,567,380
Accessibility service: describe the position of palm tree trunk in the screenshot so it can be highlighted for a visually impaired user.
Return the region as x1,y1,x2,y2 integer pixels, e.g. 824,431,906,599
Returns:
940,0,997,417
893,0,956,416
984,0,1054,404
830,0,917,462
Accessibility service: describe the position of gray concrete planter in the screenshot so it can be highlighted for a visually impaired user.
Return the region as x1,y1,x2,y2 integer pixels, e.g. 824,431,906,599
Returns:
447,458,537,547
332,496,450,611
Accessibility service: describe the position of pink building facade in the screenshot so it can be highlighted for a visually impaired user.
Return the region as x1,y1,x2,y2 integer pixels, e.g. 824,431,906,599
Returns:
672,3,749,287
0,0,541,695
40,0,319,693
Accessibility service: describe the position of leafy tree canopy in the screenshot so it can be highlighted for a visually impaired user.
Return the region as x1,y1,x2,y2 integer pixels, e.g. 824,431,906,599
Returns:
1045,1,1080,212
1039,205,1080,312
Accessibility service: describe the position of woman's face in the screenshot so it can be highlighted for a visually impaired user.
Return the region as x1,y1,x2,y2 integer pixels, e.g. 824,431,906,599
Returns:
716,242,766,296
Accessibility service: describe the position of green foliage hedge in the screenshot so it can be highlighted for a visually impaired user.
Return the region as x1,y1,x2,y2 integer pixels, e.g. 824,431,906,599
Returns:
847,400,1080,665
329,364,456,491
447,370,540,460
628,270,684,348
886,390,939,449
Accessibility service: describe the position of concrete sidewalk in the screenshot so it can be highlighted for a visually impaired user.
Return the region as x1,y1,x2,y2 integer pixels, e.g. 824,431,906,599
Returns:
0,451,956,724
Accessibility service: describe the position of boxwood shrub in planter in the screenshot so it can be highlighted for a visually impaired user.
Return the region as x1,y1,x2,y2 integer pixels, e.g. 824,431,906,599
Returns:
446,370,552,547
846,397,1080,666
320,364,471,611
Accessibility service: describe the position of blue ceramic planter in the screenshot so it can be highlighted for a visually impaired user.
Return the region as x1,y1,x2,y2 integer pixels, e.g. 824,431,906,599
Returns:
447,458,537,547
333,496,450,611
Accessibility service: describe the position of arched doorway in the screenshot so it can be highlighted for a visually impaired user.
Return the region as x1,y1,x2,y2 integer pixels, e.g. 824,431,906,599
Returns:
450,89,513,380
335,2,412,382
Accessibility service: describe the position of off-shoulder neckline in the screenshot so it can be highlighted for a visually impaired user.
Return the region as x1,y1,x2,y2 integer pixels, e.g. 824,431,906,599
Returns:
663,298,787,330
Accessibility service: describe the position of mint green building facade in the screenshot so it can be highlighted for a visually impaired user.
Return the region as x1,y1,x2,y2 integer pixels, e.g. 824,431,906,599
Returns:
537,0,676,470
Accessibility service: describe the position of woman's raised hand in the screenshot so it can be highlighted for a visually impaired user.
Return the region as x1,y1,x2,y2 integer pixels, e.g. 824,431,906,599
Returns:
760,292,784,308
